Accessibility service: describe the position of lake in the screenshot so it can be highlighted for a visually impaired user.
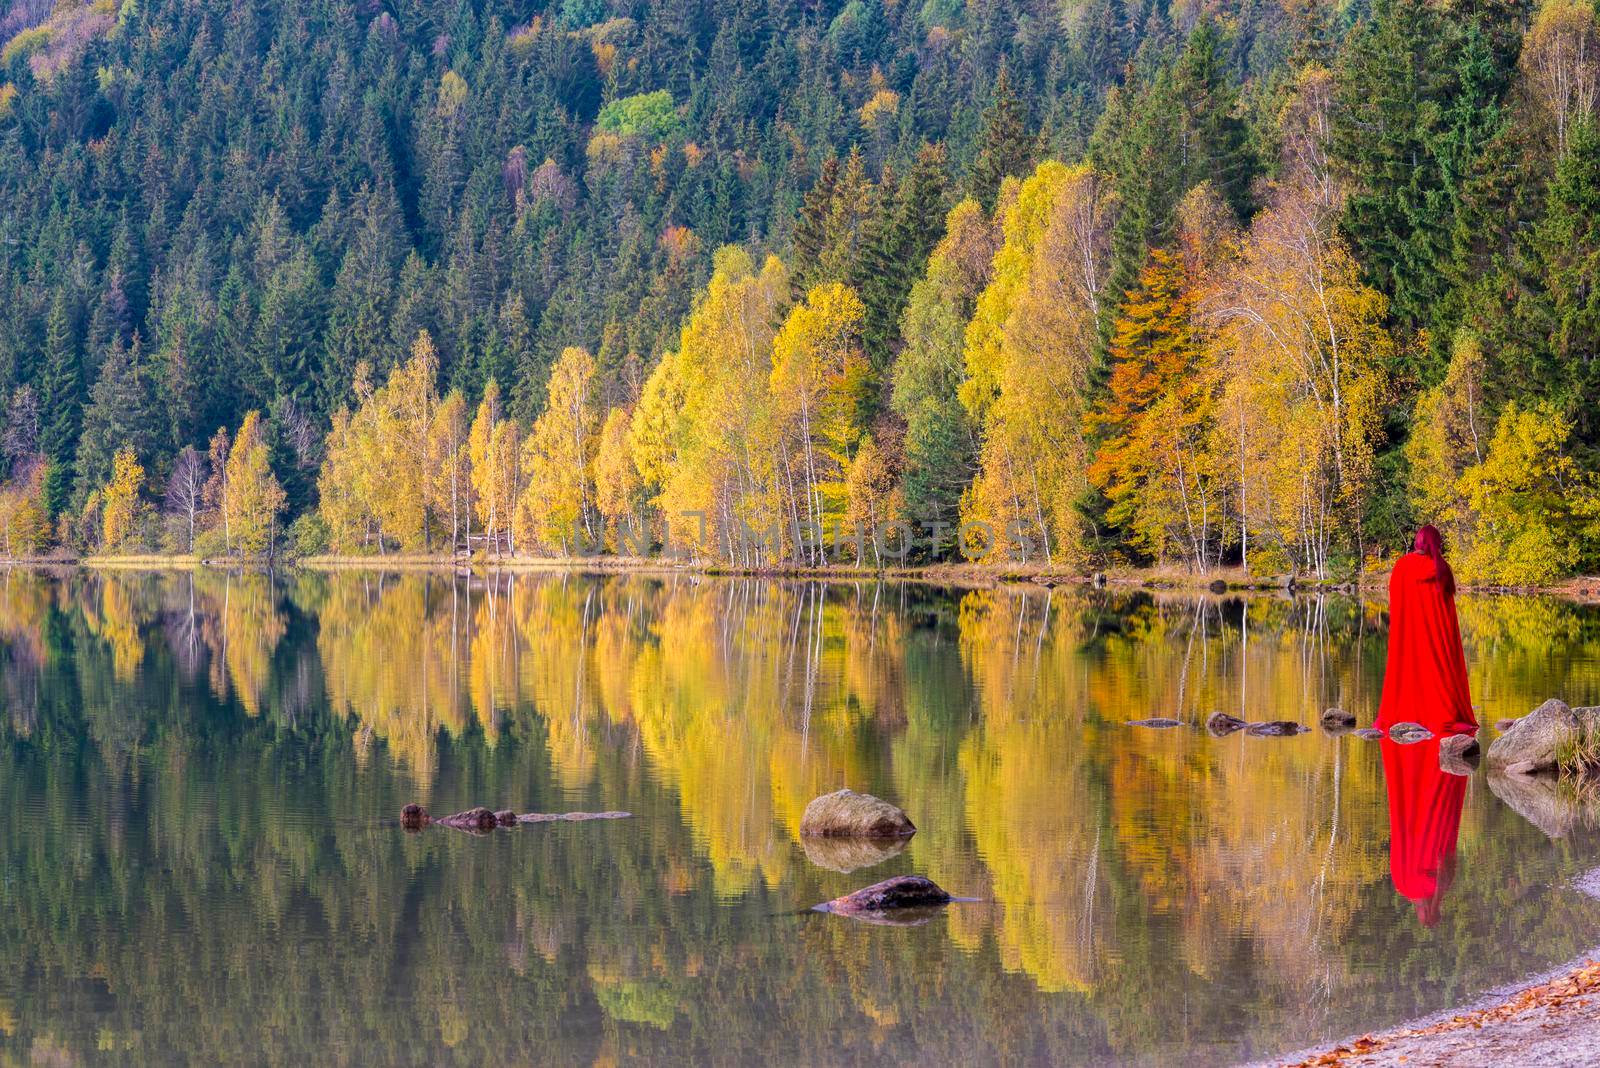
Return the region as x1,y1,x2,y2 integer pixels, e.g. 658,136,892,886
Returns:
4,569,1600,1066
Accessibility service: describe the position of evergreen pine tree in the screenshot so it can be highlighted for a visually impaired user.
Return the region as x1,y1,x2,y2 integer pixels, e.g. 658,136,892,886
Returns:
969,66,1035,211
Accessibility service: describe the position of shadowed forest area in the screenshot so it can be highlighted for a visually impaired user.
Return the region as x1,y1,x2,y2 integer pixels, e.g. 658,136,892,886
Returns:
2,0,1599,580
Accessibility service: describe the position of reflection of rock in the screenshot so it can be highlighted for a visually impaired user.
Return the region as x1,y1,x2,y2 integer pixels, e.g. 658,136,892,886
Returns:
1321,707,1357,733
1206,712,1247,736
1354,728,1385,740
801,834,908,873
1389,722,1433,744
1128,717,1184,728
799,789,915,838
817,875,951,916
1487,699,1580,773
1439,733,1481,776
1246,721,1309,736
1487,769,1582,839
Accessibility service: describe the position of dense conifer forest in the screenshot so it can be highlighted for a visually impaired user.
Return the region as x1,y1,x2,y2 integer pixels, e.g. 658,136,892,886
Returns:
0,0,1596,581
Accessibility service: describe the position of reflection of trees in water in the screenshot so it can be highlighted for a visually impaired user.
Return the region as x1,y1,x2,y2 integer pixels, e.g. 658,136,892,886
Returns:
5,574,1600,1064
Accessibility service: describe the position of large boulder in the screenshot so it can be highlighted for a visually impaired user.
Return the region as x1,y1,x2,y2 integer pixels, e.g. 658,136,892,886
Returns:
1486,699,1581,773
800,789,915,838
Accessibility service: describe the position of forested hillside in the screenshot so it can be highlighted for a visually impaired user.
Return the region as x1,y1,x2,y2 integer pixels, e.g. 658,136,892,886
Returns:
0,0,1596,582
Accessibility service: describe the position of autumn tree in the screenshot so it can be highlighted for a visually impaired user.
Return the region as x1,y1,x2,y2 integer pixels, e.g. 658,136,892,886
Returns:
595,407,643,550
960,162,1117,564
100,447,146,551
520,346,601,552
222,411,288,556
771,283,871,565
1089,247,1222,570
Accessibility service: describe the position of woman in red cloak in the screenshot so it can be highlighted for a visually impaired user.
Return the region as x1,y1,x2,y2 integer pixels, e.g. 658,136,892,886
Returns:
1381,736,1467,928
1375,525,1478,736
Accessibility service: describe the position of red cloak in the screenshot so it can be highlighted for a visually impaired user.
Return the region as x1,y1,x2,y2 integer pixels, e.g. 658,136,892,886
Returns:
1381,737,1467,928
1375,552,1478,735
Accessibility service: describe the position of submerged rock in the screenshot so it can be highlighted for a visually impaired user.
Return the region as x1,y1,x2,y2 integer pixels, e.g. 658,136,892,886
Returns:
1389,722,1433,744
1353,727,1385,740
1320,707,1357,733
1206,712,1247,737
1439,733,1481,776
818,875,951,915
1246,721,1309,736
800,789,915,838
1128,717,1185,728
1487,699,1581,773
801,835,908,874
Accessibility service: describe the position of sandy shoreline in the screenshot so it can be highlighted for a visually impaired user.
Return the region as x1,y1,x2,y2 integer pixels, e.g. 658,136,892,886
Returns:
1266,869,1600,1067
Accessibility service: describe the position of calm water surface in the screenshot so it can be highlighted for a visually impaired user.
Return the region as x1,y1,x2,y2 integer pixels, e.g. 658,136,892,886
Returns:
5,569,1600,1066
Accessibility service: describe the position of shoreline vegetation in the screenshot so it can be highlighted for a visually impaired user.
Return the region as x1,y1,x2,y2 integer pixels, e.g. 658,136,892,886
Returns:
15,552,1600,600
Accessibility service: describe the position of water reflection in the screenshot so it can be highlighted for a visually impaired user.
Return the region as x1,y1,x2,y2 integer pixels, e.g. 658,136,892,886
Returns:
4,569,1600,1065
1381,738,1468,927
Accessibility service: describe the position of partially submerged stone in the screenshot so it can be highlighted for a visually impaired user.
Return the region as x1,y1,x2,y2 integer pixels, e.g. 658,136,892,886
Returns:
435,806,499,831
800,789,915,839
1439,733,1481,776
1389,722,1433,744
801,834,908,874
1487,699,1581,773
1353,727,1385,740
1246,721,1309,737
1128,717,1184,728
401,804,632,833
1320,707,1357,733
1206,712,1247,737
817,875,951,915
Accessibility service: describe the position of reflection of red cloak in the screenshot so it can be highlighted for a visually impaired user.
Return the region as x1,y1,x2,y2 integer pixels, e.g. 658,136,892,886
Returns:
1380,737,1466,928
1375,553,1478,734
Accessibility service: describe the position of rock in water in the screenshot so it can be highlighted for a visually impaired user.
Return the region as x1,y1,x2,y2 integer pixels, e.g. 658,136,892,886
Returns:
1206,712,1247,737
435,806,500,831
1246,721,1308,737
400,803,430,830
1487,699,1581,773
1389,722,1433,744
820,875,951,914
1353,728,1385,740
1128,717,1185,728
495,810,518,827
800,789,915,838
1320,707,1356,733
1439,733,1481,776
